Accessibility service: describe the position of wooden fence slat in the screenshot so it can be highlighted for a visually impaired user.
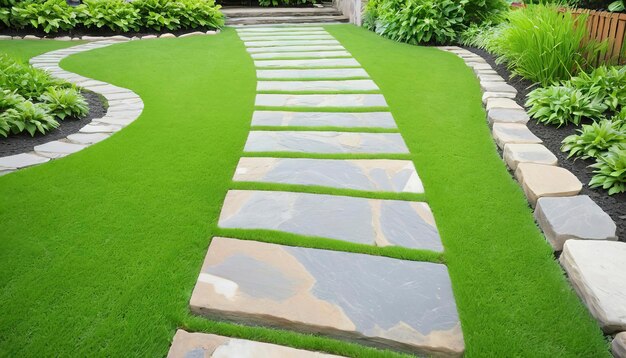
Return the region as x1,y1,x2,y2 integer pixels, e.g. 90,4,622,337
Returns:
614,18,626,64
606,13,619,62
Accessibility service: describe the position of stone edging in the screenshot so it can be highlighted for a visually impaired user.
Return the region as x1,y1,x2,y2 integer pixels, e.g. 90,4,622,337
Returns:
437,46,625,356
0,31,219,175
0,30,220,41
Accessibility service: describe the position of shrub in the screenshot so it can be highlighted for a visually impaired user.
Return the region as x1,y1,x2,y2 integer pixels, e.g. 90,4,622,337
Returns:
590,145,626,194
40,87,89,120
133,0,181,31
561,118,626,159
3,100,59,136
176,0,223,29
0,54,66,99
77,0,140,32
525,85,607,126
569,66,626,112
11,0,78,33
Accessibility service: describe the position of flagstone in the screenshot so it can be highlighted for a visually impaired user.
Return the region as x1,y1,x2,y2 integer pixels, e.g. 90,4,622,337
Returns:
0,153,49,169
482,91,516,104
190,237,463,356
241,31,331,38
243,131,409,154
79,123,122,134
485,97,523,111
514,163,582,206
67,133,110,145
481,82,517,94
257,68,369,79
248,45,346,53
244,40,341,47
614,333,626,358
34,141,87,158
254,58,360,68
534,195,617,251
487,108,530,124
251,51,351,59
492,123,542,149
503,143,557,169
241,35,334,41
233,157,424,193
255,94,387,107
251,110,396,128
168,330,345,358
237,26,326,33
257,80,378,92
560,240,626,333
218,190,442,250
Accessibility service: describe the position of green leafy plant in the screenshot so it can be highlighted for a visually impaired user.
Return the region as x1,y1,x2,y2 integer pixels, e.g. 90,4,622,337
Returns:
4,100,59,136
590,145,626,194
133,0,181,31
78,0,140,32
561,118,626,159
40,87,89,120
0,88,26,137
175,0,223,29
526,85,607,126
569,66,626,112
0,54,65,99
11,0,78,33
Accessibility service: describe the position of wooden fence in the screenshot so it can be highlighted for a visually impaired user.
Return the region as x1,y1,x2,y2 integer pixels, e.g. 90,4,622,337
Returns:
571,9,626,65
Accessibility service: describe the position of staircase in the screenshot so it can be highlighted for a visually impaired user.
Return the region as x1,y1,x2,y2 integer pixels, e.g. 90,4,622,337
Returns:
222,5,349,25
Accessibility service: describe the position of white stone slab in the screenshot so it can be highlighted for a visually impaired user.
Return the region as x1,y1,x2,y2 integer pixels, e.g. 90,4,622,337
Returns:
79,123,122,134
251,111,396,128
241,35,334,41
245,40,340,47
492,123,542,149
560,240,626,333
255,58,360,68
503,143,557,170
0,153,49,169
614,333,626,358
255,94,387,108
234,157,424,193
67,133,110,144
251,50,351,59
257,80,378,92
237,26,326,33
34,141,87,158
244,131,409,154
257,68,369,79
240,31,330,38
248,45,346,53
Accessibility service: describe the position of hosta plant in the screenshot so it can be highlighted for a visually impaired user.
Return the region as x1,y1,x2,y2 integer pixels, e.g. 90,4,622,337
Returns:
4,100,59,136
590,145,626,195
40,87,89,120
525,85,607,127
78,0,140,32
11,0,78,33
561,118,626,159
0,54,64,99
570,66,626,112
133,0,181,31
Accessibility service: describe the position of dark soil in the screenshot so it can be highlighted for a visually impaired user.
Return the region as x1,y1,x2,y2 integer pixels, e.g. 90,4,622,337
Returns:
463,46,626,242
0,90,107,156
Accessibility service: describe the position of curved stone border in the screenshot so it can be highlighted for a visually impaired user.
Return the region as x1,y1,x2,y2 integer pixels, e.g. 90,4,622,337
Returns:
0,30,219,41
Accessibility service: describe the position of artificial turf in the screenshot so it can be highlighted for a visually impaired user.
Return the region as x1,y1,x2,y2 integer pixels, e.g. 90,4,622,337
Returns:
0,25,610,357
0,39,85,62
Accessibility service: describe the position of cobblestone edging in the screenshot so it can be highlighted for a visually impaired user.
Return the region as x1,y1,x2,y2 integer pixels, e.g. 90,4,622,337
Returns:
437,46,625,357
0,31,218,175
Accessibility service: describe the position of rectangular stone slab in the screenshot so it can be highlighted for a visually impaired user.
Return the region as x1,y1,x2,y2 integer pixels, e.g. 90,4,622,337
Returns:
254,58,360,68
233,157,424,193
244,40,341,47
190,237,463,356
168,330,344,358
257,80,379,92
240,31,330,38
257,68,369,79
218,190,442,250
251,50,351,59
248,45,347,53
243,131,409,154
251,110,397,128
255,94,387,108
241,35,335,41
237,26,326,32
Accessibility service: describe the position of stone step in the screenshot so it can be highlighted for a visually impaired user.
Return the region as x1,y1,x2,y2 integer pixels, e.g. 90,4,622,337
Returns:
241,34,335,41
224,7,342,17
257,68,369,79
190,237,463,356
236,26,326,32
244,39,341,47
218,190,442,250
248,45,346,53
251,50,351,59
240,31,331,38
227,16,349,26
251,110,397,128
233,157,424,193
257,79,378,92
168,330,344,357
255,58,360,69
255,94,387,107
243,131,409,154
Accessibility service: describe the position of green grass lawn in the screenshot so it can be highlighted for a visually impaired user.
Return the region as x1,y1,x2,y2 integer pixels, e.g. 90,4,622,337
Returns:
0,39,85,62
0,25,610,357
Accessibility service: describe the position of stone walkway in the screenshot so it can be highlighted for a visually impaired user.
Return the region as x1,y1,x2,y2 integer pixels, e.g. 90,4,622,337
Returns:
169,26,465,357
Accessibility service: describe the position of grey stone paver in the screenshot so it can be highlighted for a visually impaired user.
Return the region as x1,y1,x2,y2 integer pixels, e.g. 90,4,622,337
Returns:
503,143,557,170
485,97,523,111
237,26,326,33
251,110,396,128
560,240,626,333
257,79,379,92
614,333,626,358
79,124,122,134
233,157,424,193
190,237,463,356
534,195,617,251
482,91,516,103
240,31,330,38
245,40,341,47
492,123,542,149
514,163,582,206
168,330,345,358
254,58,360,68
66,133,110,145
251,50,351,59
34,141,87,158
0,153,49,169
255,94,387,107
241,35,335,41
248,45,346,53
243,131,409,154
481,82,517,94
487,108,530,125
218,190,442,250
257,68,369,79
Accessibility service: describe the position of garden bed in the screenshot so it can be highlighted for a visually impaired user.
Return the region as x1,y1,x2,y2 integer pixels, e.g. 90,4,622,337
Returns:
465,46,626,242
0,90,106,156
0,27,219,39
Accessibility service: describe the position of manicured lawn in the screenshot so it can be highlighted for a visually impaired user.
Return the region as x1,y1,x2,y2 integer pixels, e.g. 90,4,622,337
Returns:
0,25,609,357
0,39,85,62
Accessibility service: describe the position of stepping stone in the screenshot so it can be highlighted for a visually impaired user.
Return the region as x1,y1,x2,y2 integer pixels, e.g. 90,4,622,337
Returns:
79,123,122,134
241,35,335,41
514,163,582,206
219,190,442,250
252,110,396,128
481,82,517,94
244,40,341,47
251,50,351,59
492,123,542,149
244,131,409,154
560,240,626,333
190,237,463,356
34,141,87,159
503,143,557,170
254,58,360,68
240,31,330,37
97,114,137,126
485,98,523,111
233,157,424,193
255,94,387,108
477,74,504,82
534,195,617,251
66,133,110,145
257,80,379,92
0,153,49,170
469,62,492,70
257,68,368,79
248,45,346,53
168,330,344,358
482,91,516,104
237,26,326,33
614,333,626,358
487,108,530,125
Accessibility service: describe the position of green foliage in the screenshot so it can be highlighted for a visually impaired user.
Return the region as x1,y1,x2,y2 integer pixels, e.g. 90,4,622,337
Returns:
561,118,626,159
3,100,59,136
590,145,626,194
133,0,181,31
40,87,89,120
525,85,607,126
569,66,626,112
11,0,78,33
0,54,64,99
176,0,223,29
78,0,140,32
